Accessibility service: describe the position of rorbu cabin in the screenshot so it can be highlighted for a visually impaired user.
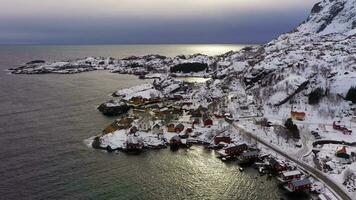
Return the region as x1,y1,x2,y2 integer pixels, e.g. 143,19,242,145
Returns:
175,123,185,133
124,135,144,152
167,124,175,132
214,136,232,145
219,144,248,157
291,111,306,121
279,170,302,182
286,178,312,192
239,150,259,161
269,158,287,172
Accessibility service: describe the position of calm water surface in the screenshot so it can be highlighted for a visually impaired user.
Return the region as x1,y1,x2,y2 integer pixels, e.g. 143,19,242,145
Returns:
0,45,308,200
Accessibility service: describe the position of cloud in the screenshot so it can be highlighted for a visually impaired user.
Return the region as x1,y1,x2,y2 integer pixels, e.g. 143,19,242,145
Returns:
0,0,318,44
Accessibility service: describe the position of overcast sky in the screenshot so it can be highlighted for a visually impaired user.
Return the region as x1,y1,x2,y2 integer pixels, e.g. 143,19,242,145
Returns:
0,0,318,45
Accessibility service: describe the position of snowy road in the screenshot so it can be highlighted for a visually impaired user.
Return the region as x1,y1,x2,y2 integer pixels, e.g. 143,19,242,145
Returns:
230,122,353,200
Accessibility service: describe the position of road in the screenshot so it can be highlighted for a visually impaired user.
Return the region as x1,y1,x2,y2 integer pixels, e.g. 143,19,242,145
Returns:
230,122,353,200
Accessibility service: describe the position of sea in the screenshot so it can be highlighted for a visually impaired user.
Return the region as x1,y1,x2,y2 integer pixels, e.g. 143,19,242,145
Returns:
0,44,309,200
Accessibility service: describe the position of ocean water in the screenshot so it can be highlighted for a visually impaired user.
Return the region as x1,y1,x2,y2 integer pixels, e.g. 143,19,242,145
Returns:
0,45,308,200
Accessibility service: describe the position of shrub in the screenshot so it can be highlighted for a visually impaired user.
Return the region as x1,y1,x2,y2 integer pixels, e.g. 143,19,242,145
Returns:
308,87,324,105
170,63,208,73
346,86,356,103
284,118,300,139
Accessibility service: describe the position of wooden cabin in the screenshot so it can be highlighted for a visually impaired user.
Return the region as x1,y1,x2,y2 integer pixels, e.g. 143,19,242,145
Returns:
239,150,259,161
279,170,302,182
286,178,312,192
269,158,287,172
224,144,248,156
125,135,144,152
214,136,232,145
203,118,213,127
167,124,175,132
335,146,350,159
175,123,185,133
291,111,306,121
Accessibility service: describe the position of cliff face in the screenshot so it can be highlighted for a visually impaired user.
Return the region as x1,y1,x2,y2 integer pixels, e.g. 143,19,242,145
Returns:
297,0,356,35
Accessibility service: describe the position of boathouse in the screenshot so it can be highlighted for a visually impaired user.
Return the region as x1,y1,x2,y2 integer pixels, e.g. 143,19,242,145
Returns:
170,135,181,146
224,144,248,156
287,178,312,192
214,136,232,145
239,150,259,161
280,170,302,182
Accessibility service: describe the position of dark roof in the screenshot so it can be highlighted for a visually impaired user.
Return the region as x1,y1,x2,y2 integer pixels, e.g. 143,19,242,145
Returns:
241,151,258,157
290,179,312,187
176,123,185,129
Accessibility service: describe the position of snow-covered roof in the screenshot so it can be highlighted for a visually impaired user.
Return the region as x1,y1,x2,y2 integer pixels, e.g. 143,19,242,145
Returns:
282,170,301,177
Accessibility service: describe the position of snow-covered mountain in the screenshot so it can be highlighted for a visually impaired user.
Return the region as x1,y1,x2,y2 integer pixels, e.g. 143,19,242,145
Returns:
210,0,355,113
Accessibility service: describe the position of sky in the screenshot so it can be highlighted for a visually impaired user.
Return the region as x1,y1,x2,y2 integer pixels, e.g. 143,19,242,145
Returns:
0,0,319,45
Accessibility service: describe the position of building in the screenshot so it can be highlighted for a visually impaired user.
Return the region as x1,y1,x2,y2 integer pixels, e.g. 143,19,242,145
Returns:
286,178,312,192
291,111,306,121
137,116,151,132
239,150,259,161
333,122,352,135
124,135,144,152
152,123,163,135
203,118,213,127
175,123,185,133
269,158,287,172
279,170,302,182
221,144,248,157
214,136,231,145
335,146,350,159
170,135,181,147
129,126,138,134
167,124,175,132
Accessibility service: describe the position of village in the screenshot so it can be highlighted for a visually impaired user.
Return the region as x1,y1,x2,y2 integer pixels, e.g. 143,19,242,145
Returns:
86,77,356,199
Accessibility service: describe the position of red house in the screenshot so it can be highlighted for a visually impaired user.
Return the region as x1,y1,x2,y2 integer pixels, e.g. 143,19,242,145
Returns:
269,158,287,172
333,122,352,135
286,178,312,192
175,123,185,133
291,111,306,121
279,170,302,182
214,136,232,145
224,144,248,156
204,118,213,127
